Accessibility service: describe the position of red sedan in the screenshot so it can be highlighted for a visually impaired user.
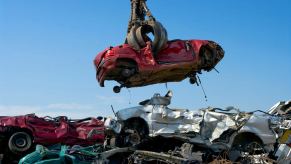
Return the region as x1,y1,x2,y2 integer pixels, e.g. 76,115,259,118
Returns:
0,114,104,155
94,39,224,93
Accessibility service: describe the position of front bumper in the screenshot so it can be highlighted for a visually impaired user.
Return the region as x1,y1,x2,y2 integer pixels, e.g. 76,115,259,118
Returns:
96,58,118,87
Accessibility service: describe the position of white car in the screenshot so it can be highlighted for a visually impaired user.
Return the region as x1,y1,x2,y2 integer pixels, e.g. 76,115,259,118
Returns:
105,91,287,162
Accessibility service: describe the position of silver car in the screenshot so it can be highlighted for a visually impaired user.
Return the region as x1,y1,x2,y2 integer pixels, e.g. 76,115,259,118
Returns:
105,91,288,162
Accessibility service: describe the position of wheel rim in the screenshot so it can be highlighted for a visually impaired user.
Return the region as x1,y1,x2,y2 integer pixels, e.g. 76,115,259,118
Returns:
122,69,132,77
9,132,32,153
128,130,141,145
14,137,27,148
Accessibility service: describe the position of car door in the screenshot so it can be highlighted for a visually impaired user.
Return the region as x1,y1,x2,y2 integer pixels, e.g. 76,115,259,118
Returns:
155,40,195,64
26,116,59,143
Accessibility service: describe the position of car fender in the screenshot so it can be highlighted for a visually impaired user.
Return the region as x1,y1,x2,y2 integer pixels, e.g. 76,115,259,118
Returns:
213,114,277,152
115,48,142,66
94,47,110,68
189,40,210,57
238,115,277,145
223,115,277,155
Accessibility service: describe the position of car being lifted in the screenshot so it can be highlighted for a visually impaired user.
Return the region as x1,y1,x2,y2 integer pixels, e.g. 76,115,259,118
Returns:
94,40,224,93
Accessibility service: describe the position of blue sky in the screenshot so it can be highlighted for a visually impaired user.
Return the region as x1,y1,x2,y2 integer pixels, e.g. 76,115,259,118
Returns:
0,0,290,118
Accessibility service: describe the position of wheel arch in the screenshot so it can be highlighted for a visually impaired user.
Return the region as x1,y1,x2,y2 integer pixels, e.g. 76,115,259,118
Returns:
124,117,149,135
116,58,138,67
1,126,34,139
198,44,216,71
230,132,263,148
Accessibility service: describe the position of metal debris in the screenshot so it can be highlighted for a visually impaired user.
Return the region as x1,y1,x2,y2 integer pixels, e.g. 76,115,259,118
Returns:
16,95,291,164
103,91,291,163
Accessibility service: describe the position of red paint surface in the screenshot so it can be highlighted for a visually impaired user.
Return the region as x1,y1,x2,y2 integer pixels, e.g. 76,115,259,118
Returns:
0,114,104,146
94,39,224,88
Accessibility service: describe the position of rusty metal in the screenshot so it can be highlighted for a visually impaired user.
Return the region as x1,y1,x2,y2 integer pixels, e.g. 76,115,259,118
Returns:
128,150,193,164
126,0,153,36
125,0,168,55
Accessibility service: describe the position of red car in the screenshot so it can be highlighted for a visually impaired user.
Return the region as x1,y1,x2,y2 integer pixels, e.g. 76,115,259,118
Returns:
0,114,104,155
94,39,224,93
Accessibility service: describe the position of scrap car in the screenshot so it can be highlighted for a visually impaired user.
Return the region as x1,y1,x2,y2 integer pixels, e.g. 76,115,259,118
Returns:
104,91,290,162
94,40,224,93
0,114,104,162
94,0,224,93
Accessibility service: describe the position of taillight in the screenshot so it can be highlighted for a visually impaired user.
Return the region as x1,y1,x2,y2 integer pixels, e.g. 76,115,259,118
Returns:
287,143,291,147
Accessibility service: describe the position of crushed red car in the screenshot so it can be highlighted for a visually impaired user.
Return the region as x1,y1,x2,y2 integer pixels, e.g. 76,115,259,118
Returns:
0,114,104,156
94,39,224,93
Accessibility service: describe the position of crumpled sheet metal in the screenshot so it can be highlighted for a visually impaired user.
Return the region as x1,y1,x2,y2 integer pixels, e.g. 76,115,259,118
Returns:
0,114,104,146
118,104,253,142
200,110,238,142
117,105,203,136
275,143,291,164
117,105,248,141
239,115,277,145
115,93,281,151
267,100,291,115
117,105,274,143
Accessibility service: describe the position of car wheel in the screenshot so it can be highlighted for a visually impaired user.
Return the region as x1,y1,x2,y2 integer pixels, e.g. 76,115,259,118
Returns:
8,132,32,154
113,86,121,93
236,141,266,164
189,76,197,84
117,119,148,147
116,60,137,79
121,68,134,78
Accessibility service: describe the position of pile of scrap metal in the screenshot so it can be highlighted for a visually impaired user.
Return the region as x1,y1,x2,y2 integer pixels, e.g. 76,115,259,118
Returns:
18,144,106,164
268,101,291,164
0,114,104,163
102,91,291,163
18,92,290,164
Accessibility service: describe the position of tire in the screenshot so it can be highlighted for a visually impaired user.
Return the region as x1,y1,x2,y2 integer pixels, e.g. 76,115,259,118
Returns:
233,141,265,163
121,68,133,78
116,119,148,147
116,59,137,78
238,142,266,164
8,132,32,154
189,77,197,84
113,86,121,93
